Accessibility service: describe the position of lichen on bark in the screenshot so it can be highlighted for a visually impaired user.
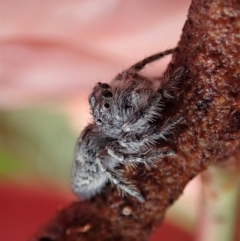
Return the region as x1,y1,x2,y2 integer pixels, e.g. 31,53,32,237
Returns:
29,0,240,240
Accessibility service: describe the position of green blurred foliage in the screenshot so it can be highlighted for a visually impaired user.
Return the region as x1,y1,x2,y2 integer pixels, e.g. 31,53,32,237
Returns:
0,108,77,188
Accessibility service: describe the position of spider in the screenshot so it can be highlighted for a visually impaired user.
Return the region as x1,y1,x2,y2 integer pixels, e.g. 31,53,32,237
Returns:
72,48,185,202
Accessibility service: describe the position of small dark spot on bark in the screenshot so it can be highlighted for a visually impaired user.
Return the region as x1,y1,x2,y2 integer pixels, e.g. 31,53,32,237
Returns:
232,110,240,129
168,198,174,205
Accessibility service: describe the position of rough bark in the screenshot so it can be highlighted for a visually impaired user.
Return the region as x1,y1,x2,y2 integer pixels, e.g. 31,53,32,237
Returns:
29,0,240,240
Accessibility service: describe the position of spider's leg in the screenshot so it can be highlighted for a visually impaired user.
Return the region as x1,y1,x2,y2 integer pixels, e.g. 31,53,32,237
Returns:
152,116,184,141
160,65,186,99
96,149,145,202
106,139,150,161
121,66,186,133
105,141,126,161
128,48,177,73
122,93,164,133
106,140,175,169
121,147,175,169
114,48,177,81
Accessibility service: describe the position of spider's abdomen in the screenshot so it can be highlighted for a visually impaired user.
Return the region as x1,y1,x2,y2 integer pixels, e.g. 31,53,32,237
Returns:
72,159,107,199
72,124,113,199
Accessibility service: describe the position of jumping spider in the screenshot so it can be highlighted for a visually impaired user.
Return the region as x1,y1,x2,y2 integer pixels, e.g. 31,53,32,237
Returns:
72,48,185,202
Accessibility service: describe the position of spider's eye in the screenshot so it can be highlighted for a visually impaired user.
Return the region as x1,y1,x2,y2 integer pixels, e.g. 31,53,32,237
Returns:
102,90,113,99
96,119,102,125
103,103,110,109
98,83,110,89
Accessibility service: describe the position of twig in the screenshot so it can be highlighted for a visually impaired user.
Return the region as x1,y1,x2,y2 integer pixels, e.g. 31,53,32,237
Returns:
29,0,240,240
196,165,239,241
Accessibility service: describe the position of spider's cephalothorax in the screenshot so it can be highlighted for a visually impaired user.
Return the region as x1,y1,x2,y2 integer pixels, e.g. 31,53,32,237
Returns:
72,48,185,202
88,76,157,138
89,48,184,137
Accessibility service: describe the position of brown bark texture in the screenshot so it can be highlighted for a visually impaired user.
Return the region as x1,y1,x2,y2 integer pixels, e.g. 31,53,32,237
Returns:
29,0,240,240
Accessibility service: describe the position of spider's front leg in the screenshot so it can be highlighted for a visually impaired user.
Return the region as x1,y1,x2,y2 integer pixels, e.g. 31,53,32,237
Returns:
105,138,176,170
96,148,145,202
122,92,164,133
104,140,126,161
106,116,183,169
122,66,186,133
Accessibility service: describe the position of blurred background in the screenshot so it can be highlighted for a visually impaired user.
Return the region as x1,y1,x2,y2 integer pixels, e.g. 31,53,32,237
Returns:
0,0,207,240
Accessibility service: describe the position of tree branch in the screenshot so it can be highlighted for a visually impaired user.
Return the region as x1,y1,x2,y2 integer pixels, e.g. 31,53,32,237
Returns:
29,0,240,240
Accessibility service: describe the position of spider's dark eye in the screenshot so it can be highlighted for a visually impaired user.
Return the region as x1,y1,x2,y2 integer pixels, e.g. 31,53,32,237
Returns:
104,103,110,109
99,83,110,89
96,119,102,125
102,90,113,99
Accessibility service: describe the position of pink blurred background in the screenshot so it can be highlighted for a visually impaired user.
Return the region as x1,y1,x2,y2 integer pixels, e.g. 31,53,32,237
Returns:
0,1,207,240
1,0,190,108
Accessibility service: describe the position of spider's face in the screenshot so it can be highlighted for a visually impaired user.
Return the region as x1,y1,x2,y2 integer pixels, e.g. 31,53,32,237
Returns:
89,82,125,137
